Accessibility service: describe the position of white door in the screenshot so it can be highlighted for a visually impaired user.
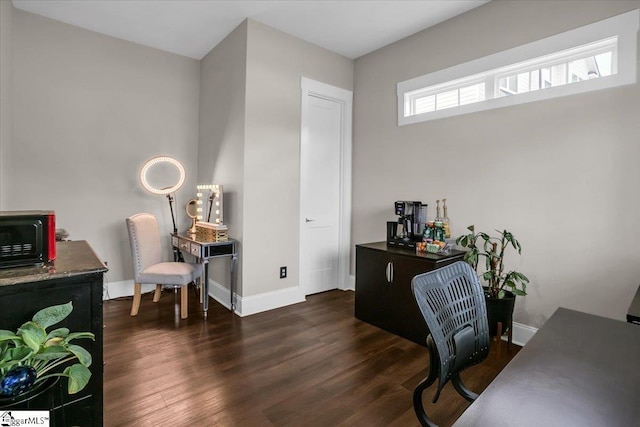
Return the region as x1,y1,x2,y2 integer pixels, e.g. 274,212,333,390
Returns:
300,78,352,296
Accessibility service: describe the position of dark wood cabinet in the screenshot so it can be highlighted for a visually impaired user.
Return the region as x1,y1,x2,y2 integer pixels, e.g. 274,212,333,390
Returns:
355,242,464,346
0,241,106,426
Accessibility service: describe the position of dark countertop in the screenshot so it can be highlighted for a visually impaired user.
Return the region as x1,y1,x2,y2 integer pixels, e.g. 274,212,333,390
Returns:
0,240,108,287
453,308,640,427
627,284,640,324
356,241,466,261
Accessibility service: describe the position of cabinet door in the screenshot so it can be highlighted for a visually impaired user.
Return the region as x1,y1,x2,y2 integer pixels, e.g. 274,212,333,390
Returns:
355,247,393,332
0,275,103,426
391,255,435,346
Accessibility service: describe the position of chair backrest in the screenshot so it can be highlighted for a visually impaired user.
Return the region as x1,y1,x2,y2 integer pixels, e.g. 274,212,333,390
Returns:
412,261,490,401
126,213,164,282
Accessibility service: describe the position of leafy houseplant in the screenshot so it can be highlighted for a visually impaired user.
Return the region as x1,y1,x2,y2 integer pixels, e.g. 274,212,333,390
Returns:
456,225,529,299
0,302,94,398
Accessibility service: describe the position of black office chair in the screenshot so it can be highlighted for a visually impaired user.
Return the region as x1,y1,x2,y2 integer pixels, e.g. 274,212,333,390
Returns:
411,261,490,427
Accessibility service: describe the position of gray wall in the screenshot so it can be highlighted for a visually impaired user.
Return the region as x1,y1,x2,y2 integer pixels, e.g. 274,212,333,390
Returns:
0,0,13,209
243,19,353,297
198,20,248,294
353,0,640,328
8,10,201,283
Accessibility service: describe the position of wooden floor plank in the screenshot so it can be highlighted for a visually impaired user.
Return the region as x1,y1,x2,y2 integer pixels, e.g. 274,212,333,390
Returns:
103,288,518,426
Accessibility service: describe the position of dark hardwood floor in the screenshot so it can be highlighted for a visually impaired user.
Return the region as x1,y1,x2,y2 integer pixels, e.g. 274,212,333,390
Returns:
103,288,518,426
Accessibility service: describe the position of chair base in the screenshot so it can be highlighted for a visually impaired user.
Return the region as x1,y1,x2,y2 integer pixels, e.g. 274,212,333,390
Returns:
413,336,479,427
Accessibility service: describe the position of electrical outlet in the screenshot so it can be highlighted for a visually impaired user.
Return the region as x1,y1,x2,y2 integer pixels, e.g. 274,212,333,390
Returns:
280,266,287,279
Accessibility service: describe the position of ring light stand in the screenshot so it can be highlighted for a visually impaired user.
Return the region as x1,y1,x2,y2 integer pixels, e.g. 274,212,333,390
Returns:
139,155,186,261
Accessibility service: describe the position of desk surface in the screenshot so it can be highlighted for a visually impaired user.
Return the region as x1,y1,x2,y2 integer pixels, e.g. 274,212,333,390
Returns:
627,284,640,324
453,307,640,427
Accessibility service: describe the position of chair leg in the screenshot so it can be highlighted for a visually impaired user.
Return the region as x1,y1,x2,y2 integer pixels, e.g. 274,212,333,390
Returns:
180,285,188,319
451,372,479,402
131,283,142,316
413,376,439,427
413,336,439,427
153,284,162,303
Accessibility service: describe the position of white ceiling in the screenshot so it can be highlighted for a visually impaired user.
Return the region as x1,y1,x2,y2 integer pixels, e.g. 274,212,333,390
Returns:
11,0,489,60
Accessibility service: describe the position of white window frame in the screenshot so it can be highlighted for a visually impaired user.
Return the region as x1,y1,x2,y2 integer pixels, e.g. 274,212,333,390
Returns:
397,9,639,126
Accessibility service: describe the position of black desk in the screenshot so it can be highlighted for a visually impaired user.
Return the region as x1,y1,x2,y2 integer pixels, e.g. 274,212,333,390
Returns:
627,284,640,324
453,307,640,427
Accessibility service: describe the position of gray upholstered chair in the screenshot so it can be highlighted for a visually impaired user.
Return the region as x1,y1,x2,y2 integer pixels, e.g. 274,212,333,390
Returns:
126,213,202,319
411,261,490,427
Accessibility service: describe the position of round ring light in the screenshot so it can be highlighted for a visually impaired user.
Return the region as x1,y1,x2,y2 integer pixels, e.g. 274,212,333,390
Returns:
139,156,186,195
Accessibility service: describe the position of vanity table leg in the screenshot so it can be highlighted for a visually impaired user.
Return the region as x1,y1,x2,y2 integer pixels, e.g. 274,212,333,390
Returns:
202,258,209,318
231,250,238,312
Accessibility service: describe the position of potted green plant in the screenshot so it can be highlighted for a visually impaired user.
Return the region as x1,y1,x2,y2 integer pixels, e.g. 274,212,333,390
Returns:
456,225,529,298
456,225,529,338
0,301,94,402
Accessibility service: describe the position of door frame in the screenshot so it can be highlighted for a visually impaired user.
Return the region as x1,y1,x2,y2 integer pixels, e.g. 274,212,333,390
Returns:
299,77,353,294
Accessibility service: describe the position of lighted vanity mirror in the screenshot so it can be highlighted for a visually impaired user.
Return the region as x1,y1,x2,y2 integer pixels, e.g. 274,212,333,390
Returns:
139,156,186,195
196,185,223,224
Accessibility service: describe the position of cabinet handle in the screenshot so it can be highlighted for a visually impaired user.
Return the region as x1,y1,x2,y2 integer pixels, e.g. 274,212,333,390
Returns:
385,261,394,283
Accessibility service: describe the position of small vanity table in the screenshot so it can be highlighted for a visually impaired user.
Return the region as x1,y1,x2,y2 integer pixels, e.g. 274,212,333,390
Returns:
171,232,238,315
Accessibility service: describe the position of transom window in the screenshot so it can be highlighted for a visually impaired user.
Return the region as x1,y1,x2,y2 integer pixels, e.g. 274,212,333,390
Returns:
398,10,638,125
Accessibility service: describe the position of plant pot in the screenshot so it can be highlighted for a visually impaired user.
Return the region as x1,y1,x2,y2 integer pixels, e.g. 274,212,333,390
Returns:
0,377,59,410
484,287,516,337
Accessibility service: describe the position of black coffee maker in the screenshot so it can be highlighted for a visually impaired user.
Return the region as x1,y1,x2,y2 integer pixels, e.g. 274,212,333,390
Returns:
387,201,427,249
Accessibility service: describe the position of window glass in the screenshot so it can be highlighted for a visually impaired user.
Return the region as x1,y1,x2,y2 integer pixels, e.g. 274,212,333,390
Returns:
397,9,638,125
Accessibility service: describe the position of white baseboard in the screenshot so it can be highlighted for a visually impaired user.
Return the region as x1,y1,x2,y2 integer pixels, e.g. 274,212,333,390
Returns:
509,321,538,346
342,275,355,291
219,282,306,317
103,279,138,300
207,279,232,310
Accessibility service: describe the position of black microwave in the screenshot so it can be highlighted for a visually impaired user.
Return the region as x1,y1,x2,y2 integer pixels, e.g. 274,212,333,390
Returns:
0,210,56,269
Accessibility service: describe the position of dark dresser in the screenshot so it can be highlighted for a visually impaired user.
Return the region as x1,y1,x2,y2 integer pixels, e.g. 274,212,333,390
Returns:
355,241,465,345
0,240,107,426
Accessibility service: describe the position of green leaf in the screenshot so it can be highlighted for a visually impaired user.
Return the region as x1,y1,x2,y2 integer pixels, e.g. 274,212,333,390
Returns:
68,344,92,367
4,346,32,364
33,302,73,330
63,363,91,394
31,345,70,361
64,332,95,344
17,322,46,352
0,330,20,342
512,289,526,296
498,290,506,299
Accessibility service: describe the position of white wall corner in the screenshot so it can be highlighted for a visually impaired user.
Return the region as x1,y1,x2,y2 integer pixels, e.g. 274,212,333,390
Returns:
103,279,137,300
342,274,355,291
210,279,306,317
